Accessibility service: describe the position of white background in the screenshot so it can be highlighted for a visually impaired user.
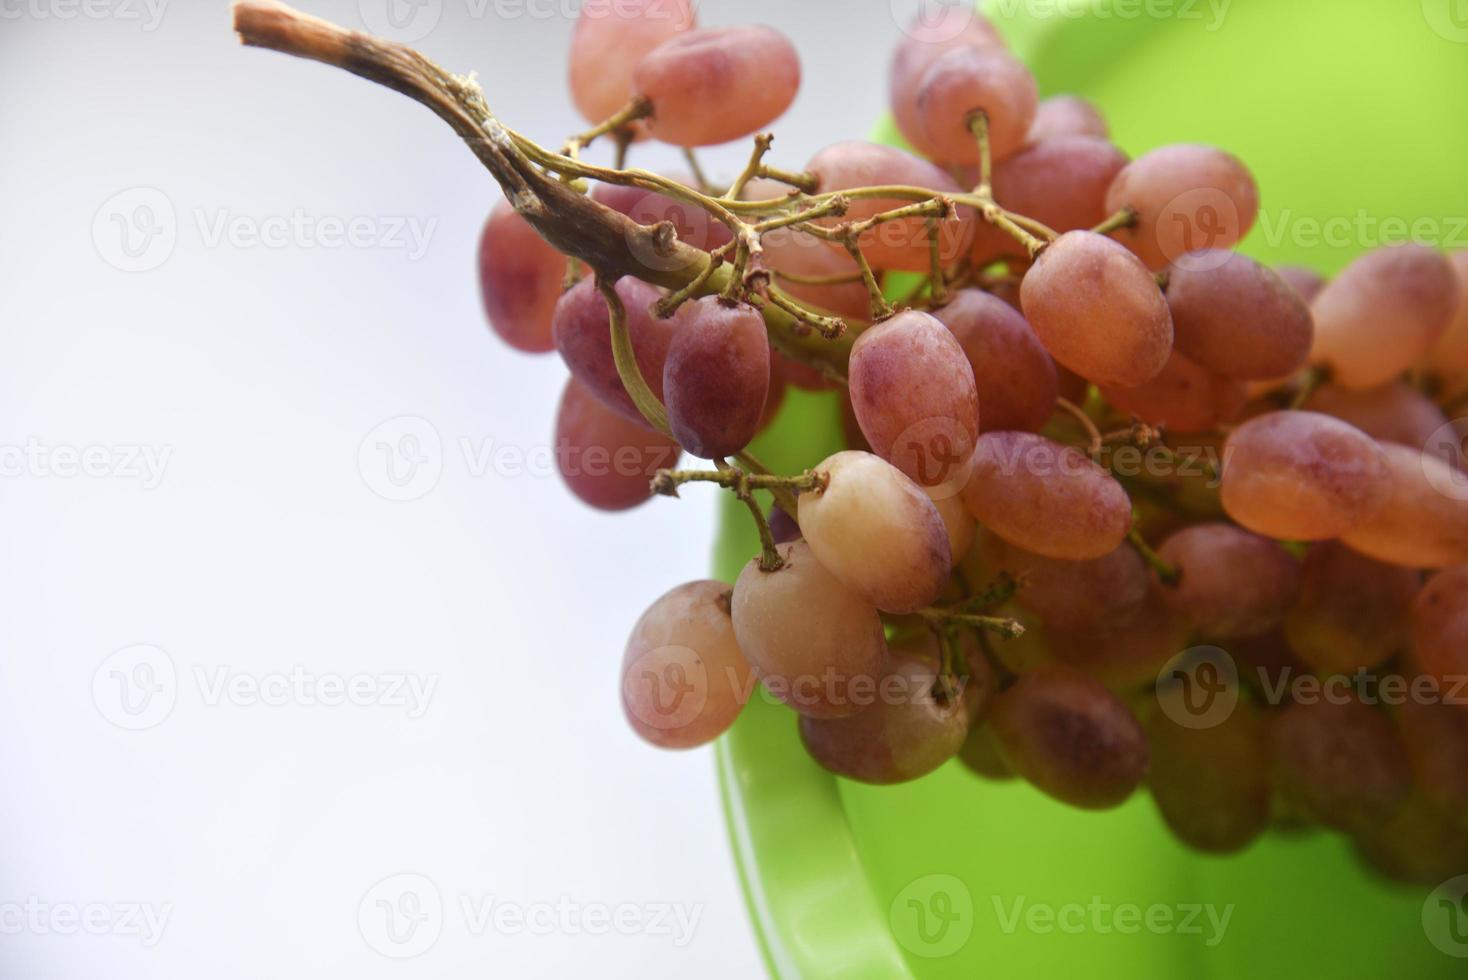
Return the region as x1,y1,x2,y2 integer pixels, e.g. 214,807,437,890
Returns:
0,0,945,977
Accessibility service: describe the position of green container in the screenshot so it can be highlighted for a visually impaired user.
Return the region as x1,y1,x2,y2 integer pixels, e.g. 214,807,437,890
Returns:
713,1,1468,976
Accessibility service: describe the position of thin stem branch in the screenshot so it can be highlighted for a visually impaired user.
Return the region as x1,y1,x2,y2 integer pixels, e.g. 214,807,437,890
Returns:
715,458,785,572
597,276,670,435
843,240,893,320
1091,207,1138,237
683,147,712,194
968,111,992,198
562,96,651,157
1056,396,1103,458
920,607,1026,640
725,133,774,202
1128,525,1181,586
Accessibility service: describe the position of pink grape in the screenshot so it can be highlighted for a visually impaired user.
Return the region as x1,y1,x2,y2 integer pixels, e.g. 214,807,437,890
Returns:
1283,541,1420,675
1100,349,1247,434
1310,244,1461,390
662,297,770,459
621,580,752,749
1046,586,1190,692
1028,94,1108,141
1355,792,1468,885
986,534,1150,633
730,540,886,719
989,665,1149,810
1148,695,1270,853
890,8,1005,154
932,289,1059,433
477,200,565,353
1423,250,1468,397
1155,523,1300,639
972,136,1130,263
554,377,681,512
1270,695,1411,835
552,276,675,428
569,0,696,133
798,653,970,785
1104,144,1260,270
911,46,1038,165
1219,411,1391,541
1410,566,1468,686
633,26,800,147
1164,251,1315,380
962,431,1132,561
848,310,980,493
797,451,952,615
1397,696,1468,831
1304,383,1449,451
1019,231,1174,389
1340,441,1468,569
805,142,976,271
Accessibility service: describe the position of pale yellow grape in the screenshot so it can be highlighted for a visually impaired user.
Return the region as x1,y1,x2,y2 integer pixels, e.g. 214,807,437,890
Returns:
1309,244,1460,390
621,580,751,749
730,540,886,719
798,451,952,615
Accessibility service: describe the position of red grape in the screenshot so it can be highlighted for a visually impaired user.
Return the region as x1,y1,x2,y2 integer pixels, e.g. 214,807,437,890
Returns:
478,199,565,354
1028,94,1108,141
663,297,770,459
1219,411,1391,541
1164,251,1315,381
1020,231,1174,389
1270,695,1411,835
989,665,1149,809
931,289,1058,433
962,431,1132,561
911,46,1038,165
554,377,680,511
1409,566,1468,686
1283,542,1419,675
1148,695,1270,853
1155,523,1300,639
848,310,980,494
1104,144,1260,271
1424,250,1468,397
798,653,970,785
1100,349,1247,434
1304,382,1449,451
569,0,695,133
552,276,675,428
633,26,800,147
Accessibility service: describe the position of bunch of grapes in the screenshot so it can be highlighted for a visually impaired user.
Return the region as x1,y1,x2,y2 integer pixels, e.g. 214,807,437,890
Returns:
468,1,1468,884
233,0,1468,886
